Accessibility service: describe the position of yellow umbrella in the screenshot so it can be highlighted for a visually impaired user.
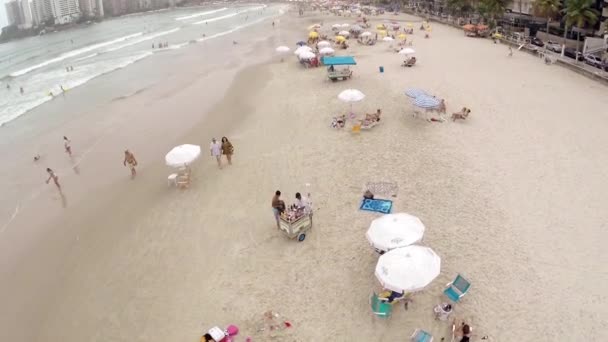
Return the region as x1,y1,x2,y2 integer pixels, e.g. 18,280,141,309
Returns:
376,24,386,30
335,35,346,42
492,33,503,38
406,23,413,27
309,31,319,39
398,33,407,40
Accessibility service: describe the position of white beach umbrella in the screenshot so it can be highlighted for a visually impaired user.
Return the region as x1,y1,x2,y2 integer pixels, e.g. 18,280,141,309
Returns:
341,23,350,28
338,30,350,36
319,47,335,55
276,45,290,53
294,46,313,55
298,51,316,60
332,23,341,28
338,89,365,103
399,47,416,55
375,245,441,293
413,95,441,109
383,36,394,42
360,31,372,37
317,40,331,48
366,213,425,252
351,24,363,32
405,88,429,98
165,144,201,167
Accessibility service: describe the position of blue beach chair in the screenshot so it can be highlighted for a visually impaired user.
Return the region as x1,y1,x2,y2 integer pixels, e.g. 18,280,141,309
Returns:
411,328,433,342
444,274,471,302
370,292,392,318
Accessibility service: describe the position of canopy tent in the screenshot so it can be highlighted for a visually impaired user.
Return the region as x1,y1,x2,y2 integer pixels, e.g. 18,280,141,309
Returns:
322,56,357,65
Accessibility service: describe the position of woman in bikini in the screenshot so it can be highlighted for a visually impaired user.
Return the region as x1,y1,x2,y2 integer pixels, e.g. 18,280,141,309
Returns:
221,137,234,165
46,168,61,190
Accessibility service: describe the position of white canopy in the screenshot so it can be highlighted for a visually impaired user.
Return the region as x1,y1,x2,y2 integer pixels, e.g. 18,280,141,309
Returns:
375,245,441,293
317,40,331,48
360,31,372,37
294,45,313,55
298,51,316,60
399,47,416,55
341,23,350,28
319,47,335,55
366,213,425,252
383,36,394,42
337,89,365,102
165,144,201,167
338,30,350,36
276,46,290,53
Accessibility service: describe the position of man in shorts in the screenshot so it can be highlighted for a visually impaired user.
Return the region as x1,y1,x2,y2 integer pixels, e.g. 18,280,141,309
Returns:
271,190,284,229
123,150,138,178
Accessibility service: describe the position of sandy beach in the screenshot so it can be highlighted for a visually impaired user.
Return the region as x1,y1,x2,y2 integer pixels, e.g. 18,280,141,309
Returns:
1,7,607,342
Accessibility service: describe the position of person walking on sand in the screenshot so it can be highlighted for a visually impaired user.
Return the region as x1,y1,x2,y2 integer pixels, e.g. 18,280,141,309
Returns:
272,190,285,229
221,137,234,165
508,46,513,57
46,168,61,190
210,138,222,169
63,136,72,157
123,150,138,178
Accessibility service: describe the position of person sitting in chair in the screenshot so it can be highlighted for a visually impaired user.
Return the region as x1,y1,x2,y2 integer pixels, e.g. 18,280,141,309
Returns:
361,109,381,127
331,114,346,128
380,290,405,303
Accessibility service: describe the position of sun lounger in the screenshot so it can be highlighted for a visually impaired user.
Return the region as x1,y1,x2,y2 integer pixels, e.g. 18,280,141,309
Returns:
370,292,392,318
360,120,379,129
411,329,433,342
444,274,471,302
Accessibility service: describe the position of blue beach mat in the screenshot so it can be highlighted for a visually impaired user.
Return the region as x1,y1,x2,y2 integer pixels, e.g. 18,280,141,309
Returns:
360,199,393,214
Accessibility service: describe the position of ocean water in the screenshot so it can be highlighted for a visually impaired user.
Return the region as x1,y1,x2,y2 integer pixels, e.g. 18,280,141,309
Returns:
0,3,280,126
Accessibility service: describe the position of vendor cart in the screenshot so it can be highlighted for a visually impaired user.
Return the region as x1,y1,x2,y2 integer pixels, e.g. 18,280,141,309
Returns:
322,56,356,82
279,211,313,242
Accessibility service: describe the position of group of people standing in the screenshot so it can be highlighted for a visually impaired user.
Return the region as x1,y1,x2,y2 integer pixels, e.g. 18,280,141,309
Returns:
209,137,234,169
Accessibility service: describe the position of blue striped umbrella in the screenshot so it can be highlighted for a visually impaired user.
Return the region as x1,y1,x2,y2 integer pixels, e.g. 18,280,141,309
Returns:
412,95,440,109
405,88,429,98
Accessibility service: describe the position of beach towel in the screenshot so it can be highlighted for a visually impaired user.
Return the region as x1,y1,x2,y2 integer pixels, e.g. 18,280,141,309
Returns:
360,198,393,214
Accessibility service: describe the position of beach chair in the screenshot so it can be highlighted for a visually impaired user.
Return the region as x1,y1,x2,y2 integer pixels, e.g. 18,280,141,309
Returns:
411,329,433,342
176,169,191,189
370,292,392,318
167,173,178,187
444,274,471,302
